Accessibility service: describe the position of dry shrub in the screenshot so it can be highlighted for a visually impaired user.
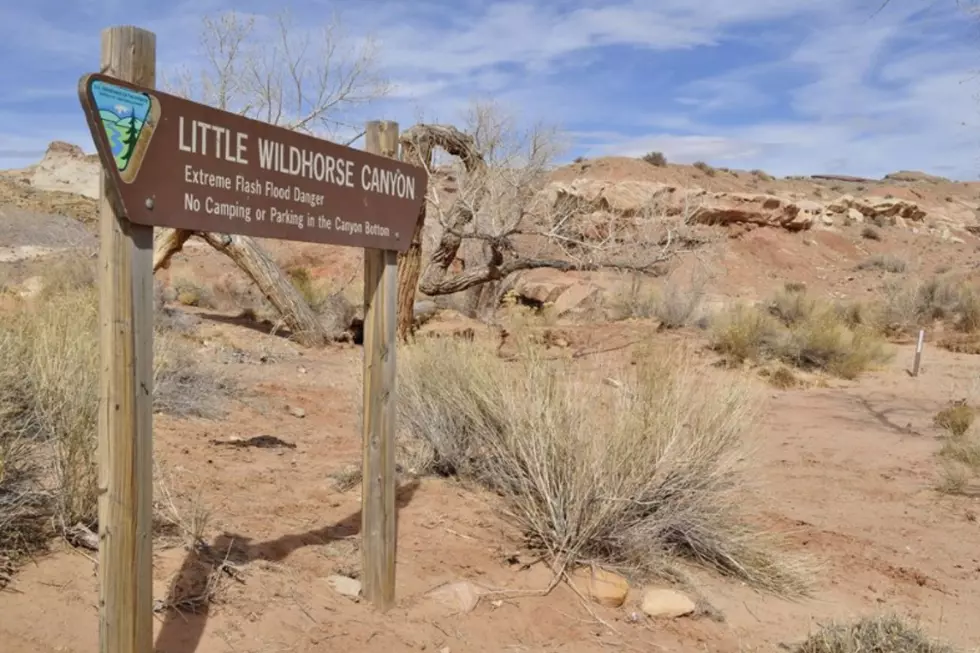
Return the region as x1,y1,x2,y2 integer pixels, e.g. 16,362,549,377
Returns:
0,434,51,576
154,333,235,419
794,614,957,653
398,338,810,594
642,151,667,167
607,274,660,320
769,285,818,326
765,367,798,389
934,401,974,437
856,254,908,274
711,290,891,379
936,415,980,496
861,226,882,241
0,267,230,567
710,304,782,364
875,276,980,338
172,275,216,308
693,161,716,176
0,287,100,529
649,269,707,329
779,309,891,380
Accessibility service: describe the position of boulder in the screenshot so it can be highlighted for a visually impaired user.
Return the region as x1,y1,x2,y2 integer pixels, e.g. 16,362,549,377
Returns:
28,141,101,200
829,195,927,224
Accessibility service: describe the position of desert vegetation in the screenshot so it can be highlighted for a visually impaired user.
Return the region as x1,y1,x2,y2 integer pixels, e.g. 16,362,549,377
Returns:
793,614,959,653
0,254,230,581
398,337,809,594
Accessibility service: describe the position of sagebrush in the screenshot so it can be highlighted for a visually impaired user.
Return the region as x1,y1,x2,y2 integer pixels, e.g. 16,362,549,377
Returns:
0,258,231,569
710,288,892,379
398,338,810,594
794,614,957,653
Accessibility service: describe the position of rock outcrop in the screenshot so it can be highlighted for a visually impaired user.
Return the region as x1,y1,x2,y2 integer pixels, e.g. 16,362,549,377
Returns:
26,141,100,200
538,178,942,235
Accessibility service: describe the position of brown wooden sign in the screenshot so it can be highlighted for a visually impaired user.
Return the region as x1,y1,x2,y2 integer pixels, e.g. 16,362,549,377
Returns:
77,73,427,251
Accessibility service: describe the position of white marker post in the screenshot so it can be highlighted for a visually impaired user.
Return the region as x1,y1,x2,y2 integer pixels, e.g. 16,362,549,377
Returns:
912,329,925,377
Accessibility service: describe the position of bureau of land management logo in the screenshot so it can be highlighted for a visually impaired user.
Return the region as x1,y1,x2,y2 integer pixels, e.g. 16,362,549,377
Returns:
90,79,159,182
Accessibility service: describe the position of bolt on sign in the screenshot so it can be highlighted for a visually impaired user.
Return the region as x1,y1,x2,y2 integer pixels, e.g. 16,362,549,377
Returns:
77,74,427,251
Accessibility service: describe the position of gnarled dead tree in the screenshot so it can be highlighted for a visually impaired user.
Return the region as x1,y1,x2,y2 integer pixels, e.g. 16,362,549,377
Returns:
153,9,388,346
394,102,697,341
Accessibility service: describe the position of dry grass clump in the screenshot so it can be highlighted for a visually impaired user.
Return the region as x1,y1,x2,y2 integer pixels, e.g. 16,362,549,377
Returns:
934,401,974,437
875,276,980,338
856,254,908,274
710,303,782,364
398,338,810,595
934,402,980,495
0,260,232,571
861,226,882,241
654,271,707,329
710,287,892,379
608,271,706,327
173,275,216,308
763,366,799,389
793,614,957,653
607,274,660,320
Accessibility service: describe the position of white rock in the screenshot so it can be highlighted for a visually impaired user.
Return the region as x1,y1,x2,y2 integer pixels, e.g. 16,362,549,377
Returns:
325,574,362,600
640,588,696,618
426,580,482,614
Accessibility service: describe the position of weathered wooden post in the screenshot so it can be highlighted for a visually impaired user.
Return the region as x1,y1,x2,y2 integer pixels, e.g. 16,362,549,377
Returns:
361,120,400,610
96,25,156,653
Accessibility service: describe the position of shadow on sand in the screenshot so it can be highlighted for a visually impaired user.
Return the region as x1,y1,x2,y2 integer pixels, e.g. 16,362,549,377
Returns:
153,479,419,653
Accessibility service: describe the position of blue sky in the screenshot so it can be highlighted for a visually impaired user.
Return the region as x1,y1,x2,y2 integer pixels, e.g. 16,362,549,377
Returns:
1,0,979,179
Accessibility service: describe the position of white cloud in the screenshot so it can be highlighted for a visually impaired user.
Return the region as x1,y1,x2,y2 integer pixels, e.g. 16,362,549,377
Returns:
0,0,977,180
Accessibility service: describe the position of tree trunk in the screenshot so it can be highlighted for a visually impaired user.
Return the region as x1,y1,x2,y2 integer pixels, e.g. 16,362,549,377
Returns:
396,125,487,315
153,228,192,270
152,227,330,346
395,129,434,342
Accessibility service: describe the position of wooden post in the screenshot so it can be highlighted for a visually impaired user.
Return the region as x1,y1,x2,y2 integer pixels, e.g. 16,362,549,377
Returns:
97,26,156,653
912,329,925,377
361,120,400,610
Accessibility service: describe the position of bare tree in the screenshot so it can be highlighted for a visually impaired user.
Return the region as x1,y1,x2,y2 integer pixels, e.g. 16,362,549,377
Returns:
395,100,695,340
154,9,390,345
165,9,389,140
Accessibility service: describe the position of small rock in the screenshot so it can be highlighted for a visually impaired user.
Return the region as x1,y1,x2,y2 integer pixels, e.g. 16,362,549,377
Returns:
426,580,482,614
286,405,306,419
640,588,696,618
568,567,630,608
326,574,362,600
